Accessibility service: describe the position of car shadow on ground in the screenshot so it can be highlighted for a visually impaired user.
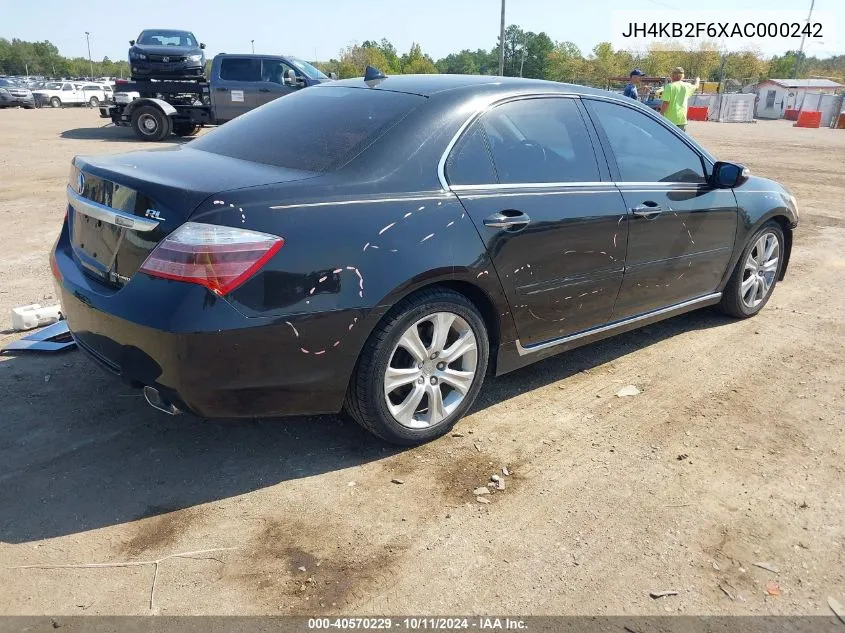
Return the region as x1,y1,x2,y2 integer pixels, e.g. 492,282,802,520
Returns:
0,307,733,544
60,125,192,144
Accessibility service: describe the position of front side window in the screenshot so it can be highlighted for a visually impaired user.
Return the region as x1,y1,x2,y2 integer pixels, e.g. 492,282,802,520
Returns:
220,58,261,82
479,98,601,184
62,84,73,91
261,60,296,85
289,58,328,80
588,100,706,184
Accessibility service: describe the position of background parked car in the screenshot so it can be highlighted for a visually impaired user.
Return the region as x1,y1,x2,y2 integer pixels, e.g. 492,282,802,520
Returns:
32,81,110,108
0,78,35,109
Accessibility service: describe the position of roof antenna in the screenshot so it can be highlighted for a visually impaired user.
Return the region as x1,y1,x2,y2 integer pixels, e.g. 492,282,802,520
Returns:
364,65,387,86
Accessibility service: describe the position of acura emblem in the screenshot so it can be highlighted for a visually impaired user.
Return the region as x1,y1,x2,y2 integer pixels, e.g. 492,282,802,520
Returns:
162,56,170,62
77,172,85,195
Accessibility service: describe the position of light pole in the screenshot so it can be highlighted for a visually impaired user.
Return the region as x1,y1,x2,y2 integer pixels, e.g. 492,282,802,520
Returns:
85,31,94,79
251,39,255,54
519,48,527,77
793,0,815,78
498,0,505,76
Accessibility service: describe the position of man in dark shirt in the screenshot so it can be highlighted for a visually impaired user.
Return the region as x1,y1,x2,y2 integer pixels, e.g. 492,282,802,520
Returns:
624,68,643,100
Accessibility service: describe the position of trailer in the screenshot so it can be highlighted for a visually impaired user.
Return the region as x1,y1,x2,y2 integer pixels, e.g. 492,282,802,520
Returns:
100,53,333,141
100,78,213,140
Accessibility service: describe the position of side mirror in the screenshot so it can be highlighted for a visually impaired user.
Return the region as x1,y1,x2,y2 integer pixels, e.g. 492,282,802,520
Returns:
200,43,206,49
328,72,338,80
711,161,749,188
283,69,297,86
129,40,135,46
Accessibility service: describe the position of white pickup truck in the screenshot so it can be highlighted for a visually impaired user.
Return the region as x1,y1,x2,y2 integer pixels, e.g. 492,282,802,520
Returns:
32,82,112,108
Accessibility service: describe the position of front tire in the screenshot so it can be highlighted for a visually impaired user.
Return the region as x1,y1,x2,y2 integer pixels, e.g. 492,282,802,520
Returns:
131,105,172,142
346,288,489,445
719,221,785,318
50,97,61,108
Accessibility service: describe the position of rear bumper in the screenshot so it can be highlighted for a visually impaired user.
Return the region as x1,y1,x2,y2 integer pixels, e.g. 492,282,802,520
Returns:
52,225,366,419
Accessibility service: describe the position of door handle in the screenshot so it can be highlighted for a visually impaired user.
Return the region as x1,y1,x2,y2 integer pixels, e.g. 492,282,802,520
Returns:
216,87,228,92
484,211,531,229
259,88,271,92
631,202,663,219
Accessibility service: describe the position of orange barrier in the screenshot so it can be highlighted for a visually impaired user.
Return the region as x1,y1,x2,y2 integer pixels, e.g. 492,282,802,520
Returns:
836,113,845,129
687,106,709,121
794,110,822,128
784,108,800,121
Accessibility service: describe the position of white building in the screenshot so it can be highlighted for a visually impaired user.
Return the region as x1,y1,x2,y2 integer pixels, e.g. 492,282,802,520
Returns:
754,78,843,119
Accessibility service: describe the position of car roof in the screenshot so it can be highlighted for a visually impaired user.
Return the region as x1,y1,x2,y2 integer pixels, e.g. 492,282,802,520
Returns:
139,28,196,35
326,73,613,98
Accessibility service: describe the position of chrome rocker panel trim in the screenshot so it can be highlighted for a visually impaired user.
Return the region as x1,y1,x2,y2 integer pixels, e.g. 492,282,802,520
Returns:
516,292,723,356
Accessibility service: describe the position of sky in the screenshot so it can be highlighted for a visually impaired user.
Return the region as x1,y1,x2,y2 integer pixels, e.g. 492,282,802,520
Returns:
3,0,842,63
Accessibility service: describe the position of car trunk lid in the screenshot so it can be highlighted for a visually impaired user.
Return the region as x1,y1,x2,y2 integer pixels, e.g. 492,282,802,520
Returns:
69,146,318,288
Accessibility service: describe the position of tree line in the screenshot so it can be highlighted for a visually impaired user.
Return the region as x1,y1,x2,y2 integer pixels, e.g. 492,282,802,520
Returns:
2,29,843,87
0,39,130,78
317,26,845,86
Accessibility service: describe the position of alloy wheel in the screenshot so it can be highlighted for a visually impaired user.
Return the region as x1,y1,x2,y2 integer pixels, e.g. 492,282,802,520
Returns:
741,231,780,309
384,312,478,429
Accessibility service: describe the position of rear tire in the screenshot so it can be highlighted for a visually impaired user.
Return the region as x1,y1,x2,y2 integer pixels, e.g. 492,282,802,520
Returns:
719,221,785,318
172,121,200,137
50,97,61,108
88,96,100,107
345,288,489,445
131,105,172,142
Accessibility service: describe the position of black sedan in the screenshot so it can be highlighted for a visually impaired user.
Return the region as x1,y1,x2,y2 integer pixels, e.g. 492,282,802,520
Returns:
128,29,205,79
51,74,798,445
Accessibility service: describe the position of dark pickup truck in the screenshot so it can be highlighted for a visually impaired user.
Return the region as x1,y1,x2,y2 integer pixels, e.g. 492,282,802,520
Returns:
102,53,333,141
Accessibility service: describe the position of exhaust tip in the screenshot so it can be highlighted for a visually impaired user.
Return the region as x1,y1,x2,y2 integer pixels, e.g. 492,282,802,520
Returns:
143,386,182,416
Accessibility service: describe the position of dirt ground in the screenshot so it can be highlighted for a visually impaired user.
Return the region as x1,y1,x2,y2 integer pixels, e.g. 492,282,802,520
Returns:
0,107,843,616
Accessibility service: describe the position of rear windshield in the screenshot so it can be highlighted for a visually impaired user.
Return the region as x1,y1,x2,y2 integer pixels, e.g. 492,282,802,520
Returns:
191,86,423,172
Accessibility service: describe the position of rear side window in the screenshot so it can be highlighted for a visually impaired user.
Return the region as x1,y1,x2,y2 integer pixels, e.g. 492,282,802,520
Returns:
587,100,706,184
191,86,423,172
480,98,600,184
446,121,497,186
220,58,261,82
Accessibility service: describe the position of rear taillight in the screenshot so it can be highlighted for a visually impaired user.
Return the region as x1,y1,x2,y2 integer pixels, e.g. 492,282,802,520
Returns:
49,250,62,282
139,222,284,296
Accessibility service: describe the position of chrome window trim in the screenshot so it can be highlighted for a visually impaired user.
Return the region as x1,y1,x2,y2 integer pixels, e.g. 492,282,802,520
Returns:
515,293,722,356
438,91,718,192
67,185,160,233
449,181,734,192
450,181,609,192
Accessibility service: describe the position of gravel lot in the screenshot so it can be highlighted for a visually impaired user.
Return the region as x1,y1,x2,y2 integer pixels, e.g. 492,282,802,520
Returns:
0,107,843,616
